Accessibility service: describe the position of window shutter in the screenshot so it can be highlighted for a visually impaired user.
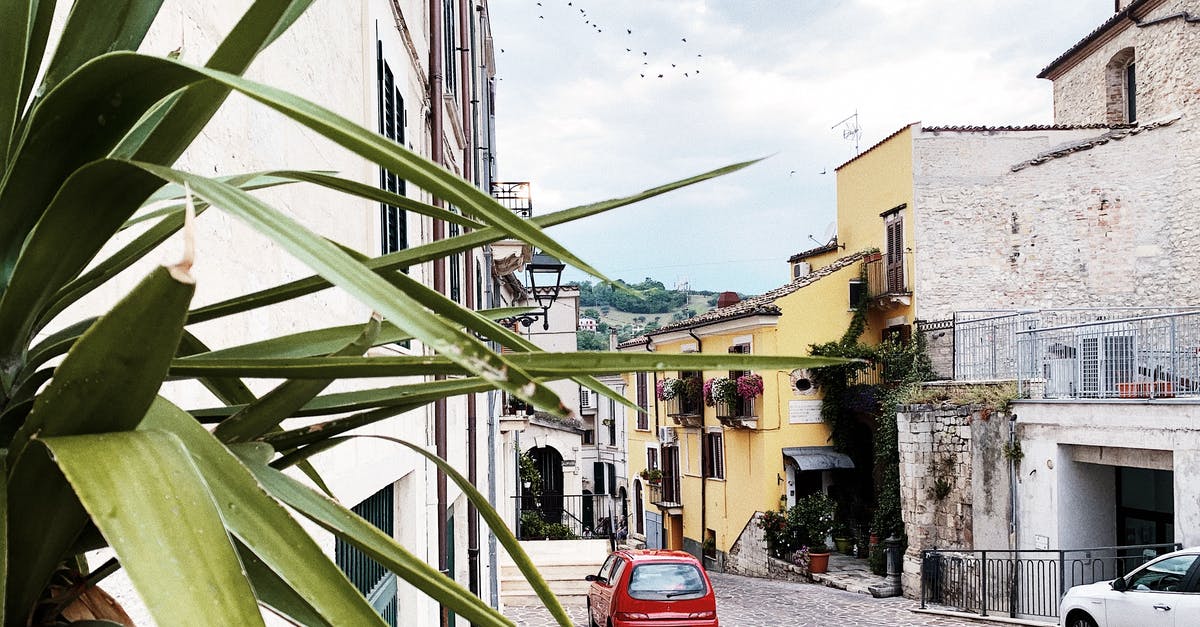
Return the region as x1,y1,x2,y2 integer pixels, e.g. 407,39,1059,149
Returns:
608,464,617,496
594,462,606,494
886,217,903,293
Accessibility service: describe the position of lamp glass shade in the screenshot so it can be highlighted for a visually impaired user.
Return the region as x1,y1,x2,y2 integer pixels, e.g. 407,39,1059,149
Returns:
526,252,565,309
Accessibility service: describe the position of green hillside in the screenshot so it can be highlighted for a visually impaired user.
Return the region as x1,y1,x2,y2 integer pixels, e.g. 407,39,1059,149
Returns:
573,279,748,350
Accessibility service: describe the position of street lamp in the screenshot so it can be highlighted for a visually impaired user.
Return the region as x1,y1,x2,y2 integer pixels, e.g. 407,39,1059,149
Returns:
500,251,566,330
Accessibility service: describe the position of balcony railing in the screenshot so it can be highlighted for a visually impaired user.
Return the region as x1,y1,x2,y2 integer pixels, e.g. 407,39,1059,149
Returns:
865,253,912,300
513,493,616,539
491,181,532,218
954,308,1200,381
1016,309,1200,400
714,397,754,424
647,481,681,509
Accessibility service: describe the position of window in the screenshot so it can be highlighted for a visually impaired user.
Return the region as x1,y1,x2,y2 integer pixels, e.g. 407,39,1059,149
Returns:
447,208,463,303
583,427,594,445
727,344,752,418
884,212,904,294
647,447,659,471
608,398,617,445
442,0,457,94
1105,48,1137,125
336,484,397,624
636,373,649,430
1125,555,1196,592
377,42,407,256
594,462,606,494
628,563,708,601
703,432,725,479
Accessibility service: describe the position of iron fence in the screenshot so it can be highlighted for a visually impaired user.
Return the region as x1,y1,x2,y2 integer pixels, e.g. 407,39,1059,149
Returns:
513,493,615,539
490,181,532,217
1016,310,1200,399
952,308,1200,385
921,543,1181,620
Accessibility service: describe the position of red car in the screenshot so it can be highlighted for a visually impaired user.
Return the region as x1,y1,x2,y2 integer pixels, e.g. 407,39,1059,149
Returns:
585,550,719,627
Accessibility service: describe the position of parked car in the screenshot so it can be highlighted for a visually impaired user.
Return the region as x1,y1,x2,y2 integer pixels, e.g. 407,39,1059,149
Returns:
1059,546,1200,626
585,549,718,627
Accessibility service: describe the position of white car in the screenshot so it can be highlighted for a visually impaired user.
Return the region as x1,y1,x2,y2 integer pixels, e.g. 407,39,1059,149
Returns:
1059,547,1200,627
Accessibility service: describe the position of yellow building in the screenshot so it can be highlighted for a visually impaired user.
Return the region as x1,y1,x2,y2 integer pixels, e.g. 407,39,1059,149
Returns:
620,124,919,565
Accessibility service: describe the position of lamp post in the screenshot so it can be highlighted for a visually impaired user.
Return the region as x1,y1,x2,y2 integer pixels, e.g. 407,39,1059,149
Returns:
500,251,565,331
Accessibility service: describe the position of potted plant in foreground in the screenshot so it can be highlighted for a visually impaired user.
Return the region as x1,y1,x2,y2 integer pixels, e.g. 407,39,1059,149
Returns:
795,493,837,574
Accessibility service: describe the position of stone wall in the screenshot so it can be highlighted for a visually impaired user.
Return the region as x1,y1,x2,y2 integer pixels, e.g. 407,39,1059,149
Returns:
1048,0,1200,125
896,390,1013,598
725,513,769,577
912,118,1200,323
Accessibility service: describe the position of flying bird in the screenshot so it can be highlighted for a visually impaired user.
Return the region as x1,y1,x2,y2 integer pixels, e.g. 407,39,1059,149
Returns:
682,38,687,42
627,29,632,34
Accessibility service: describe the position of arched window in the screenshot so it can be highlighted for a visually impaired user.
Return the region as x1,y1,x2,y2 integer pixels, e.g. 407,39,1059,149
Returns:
1105,48,1137,124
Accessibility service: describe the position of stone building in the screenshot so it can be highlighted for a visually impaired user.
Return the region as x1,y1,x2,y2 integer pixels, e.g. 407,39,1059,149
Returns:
871,0,1200,609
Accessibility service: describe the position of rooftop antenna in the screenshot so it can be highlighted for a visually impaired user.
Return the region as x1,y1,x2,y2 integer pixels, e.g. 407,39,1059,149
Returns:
832,111,861,155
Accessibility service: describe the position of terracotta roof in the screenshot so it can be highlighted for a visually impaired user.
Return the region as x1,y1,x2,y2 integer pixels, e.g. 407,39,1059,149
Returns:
636,251,870,337
616,336,651,350
922,123,1120,133
1037,0,1159,79
1010,115,1181,171
835,123,919,172
787,239,840,263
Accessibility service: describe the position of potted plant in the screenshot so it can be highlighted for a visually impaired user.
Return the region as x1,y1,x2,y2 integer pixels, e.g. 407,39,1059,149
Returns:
639,468,663,485
833,523,854,555
793,493,836,574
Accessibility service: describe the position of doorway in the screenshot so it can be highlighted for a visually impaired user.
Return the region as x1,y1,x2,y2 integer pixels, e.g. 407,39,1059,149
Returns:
1116,467,1173,546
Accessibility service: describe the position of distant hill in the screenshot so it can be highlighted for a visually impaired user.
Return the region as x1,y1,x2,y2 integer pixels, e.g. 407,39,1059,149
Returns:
572,279,750,349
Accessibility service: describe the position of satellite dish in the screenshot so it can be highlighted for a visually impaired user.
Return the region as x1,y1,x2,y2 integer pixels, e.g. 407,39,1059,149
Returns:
820,222,837,245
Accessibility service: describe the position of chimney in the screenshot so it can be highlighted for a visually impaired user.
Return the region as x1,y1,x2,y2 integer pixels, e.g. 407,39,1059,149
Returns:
609,327,619,351
716,291,740,308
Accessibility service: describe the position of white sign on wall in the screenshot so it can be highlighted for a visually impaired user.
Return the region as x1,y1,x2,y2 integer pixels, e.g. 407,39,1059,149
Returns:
788,400,823,424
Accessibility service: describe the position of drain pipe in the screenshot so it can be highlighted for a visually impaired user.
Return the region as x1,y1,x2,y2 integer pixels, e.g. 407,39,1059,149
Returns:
1008,414,1019,551
428,1,449,625
689,329,707,559
483,246,500,608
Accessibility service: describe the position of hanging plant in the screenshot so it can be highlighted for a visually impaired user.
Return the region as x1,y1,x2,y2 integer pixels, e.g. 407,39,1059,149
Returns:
736,373,764,399
704,377,738,407
657,376,701,402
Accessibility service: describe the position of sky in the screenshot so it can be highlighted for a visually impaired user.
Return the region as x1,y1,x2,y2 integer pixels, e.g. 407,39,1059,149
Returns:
488,1,1115,295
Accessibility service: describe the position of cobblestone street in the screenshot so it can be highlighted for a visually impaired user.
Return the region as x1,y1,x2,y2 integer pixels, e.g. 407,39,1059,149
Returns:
506,571,980,626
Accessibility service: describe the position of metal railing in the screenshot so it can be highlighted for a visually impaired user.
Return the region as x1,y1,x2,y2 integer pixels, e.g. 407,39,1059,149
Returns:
513,493,615,539
665,389,703,419
490,181,532,218
1016,310,1200,399
952,308,1200,384
647,481,681,509
920,543,1181,620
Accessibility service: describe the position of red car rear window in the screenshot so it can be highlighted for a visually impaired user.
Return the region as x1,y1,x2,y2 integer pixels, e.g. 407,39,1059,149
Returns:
627,563,708,601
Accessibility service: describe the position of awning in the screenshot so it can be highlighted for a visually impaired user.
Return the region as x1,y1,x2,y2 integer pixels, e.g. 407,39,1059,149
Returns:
782,446,855,471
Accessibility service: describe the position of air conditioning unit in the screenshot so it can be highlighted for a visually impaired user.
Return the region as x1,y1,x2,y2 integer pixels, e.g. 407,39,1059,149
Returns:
793,262,811,279
658,426,676,443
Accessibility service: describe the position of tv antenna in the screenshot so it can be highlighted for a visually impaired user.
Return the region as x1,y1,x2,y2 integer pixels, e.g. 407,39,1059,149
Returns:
832,111,861,155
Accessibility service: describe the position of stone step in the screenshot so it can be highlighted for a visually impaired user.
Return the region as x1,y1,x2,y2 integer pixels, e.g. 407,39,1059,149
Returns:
500,576,590,597
501,563,598,581
501,591,589,607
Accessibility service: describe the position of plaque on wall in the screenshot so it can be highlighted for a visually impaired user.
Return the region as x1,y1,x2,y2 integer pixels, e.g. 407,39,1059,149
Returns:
788,400,823,424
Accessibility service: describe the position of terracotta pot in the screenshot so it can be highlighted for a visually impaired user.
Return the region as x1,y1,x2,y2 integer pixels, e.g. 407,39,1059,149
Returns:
808,551,831,574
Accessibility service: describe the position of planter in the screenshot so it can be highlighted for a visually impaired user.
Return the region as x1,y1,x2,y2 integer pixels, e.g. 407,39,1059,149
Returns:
808,551,831,574
1117,381,1175,398
834,536,853,555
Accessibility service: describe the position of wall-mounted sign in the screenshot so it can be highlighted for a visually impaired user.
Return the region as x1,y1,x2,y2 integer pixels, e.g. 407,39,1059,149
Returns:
788,400,823,424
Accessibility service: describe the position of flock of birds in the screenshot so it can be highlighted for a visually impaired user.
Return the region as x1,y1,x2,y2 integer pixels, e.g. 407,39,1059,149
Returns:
514,0,704,80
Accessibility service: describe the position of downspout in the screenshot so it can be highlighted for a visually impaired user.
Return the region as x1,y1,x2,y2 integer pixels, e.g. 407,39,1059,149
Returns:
458,0,480,605
689,329,706,558
1009,414,1018,550
429,1,449,625
645,339,666,547
483,246,500,608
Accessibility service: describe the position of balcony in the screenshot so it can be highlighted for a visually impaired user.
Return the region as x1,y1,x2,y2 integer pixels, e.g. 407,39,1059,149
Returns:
864,252,912,308
950,308,1200,400
714,397,756,428
661,376,703,428
647,481,682,512
491,181,532,218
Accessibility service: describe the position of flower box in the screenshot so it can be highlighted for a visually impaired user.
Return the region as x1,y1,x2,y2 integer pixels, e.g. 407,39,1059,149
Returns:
1116,381,1175,398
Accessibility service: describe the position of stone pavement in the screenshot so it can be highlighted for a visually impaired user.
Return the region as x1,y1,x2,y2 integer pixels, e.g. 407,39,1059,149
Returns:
809,554,887,595
506,570,981,626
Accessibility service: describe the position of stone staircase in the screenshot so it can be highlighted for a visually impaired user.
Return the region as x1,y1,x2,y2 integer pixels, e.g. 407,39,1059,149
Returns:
499,539,611,608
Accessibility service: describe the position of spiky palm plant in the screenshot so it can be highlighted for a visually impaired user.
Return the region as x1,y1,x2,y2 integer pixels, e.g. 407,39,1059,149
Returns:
0,1,846,625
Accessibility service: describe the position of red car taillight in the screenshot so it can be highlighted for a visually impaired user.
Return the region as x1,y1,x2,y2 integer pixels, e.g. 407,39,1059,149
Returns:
688,610,716,619
614,613,650,620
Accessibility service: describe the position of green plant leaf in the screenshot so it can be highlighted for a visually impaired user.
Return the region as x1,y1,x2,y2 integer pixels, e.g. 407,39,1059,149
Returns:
177,331,257,407
243,456,515,627
37,431,264,626
170,352,854,379
38,0,166,96
138,397,390,626
214,316,381,443
235,540,330,627
0,0,55,166
124,160,568,415
188,159,759,324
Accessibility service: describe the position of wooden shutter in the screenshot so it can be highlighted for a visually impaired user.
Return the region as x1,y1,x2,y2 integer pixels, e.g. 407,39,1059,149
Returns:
886,216,904,293
377,41,407,255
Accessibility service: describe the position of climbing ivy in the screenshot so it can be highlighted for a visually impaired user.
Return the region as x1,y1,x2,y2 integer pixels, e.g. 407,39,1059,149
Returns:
809,266,934,541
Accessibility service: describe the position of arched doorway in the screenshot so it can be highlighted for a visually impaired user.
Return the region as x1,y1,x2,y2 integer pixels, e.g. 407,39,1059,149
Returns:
617,486,628,536
523,446,565,528
634,480,644,535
